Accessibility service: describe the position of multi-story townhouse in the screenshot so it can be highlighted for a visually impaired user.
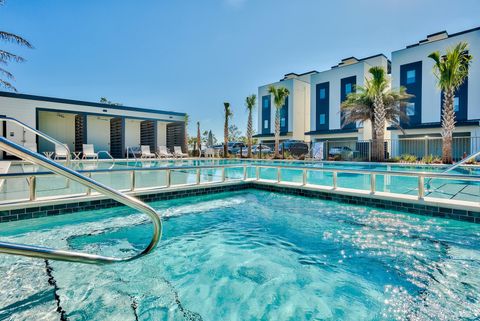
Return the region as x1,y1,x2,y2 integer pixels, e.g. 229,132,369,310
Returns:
254,71,315,144
305,54,390,146
390,27,480,158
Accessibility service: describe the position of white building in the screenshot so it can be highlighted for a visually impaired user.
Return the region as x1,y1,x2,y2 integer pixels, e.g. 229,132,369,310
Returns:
390,27,480,158
0,91,186,158
254,71,315,143
306,54,390,144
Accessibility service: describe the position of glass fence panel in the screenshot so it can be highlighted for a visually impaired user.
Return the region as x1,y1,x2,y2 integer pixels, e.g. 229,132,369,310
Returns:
225,167,244,180
135,170,167,189
0,177,30,203
425,177,480,203
36,175,87,198
200,168,223,184
279,168,303,184
337,172,370,191
306,170,333,187
258,167,277,181
90,171,131,191
375,174,418,196
170,169,196,186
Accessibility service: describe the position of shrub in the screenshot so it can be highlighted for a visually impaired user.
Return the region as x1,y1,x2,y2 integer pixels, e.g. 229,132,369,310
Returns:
421,154,442,164
400,154,418,163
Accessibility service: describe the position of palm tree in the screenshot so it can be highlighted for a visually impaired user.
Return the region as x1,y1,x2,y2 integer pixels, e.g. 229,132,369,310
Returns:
223,102,233,157
341,67,412,161
268,86,289,158
245,94,256,158
428,42,472,164
0,1,33,91
196,121,201,156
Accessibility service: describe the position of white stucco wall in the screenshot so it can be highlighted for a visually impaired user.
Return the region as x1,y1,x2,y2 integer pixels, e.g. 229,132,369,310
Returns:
124,118,141,148
0,94,184,155
38,111,75,152
157,121,167,146
257,77,310,141
391,29,480,123
86,115,112,151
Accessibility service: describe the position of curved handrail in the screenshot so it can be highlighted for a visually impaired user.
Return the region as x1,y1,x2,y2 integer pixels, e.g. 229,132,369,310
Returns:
0,137,162,264
426,150,480,188
97,150,115,163
0,116,71,163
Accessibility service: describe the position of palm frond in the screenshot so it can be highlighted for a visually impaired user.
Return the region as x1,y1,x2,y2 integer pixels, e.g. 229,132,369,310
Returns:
0,78,17,91
0,49,25,63
245,94,256,111
0,67,13,79
0,31,33,48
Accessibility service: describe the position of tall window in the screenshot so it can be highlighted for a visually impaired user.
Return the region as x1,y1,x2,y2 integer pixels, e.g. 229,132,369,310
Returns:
406,70,416,84
264,120,268,129
406,102,415,116
263,97,269,108
345,83,352,95
280,117,286,127
453,96,459,112
319,88,326,99
319,114,326,125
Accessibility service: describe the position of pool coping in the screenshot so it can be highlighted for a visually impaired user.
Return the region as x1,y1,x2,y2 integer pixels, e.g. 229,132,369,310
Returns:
0,179,478,224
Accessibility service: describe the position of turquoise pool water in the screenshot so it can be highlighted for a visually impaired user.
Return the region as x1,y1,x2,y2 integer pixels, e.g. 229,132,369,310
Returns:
1,190,479,320
3,159,479,203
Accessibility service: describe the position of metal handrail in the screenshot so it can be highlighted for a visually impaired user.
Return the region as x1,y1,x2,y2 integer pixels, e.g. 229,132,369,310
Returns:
97,150,115,163
425,150,480,188
126,146,139,161
0,137,162,264
0,116,71,163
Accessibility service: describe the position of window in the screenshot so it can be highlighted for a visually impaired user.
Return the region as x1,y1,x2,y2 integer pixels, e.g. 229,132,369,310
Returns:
319,88,326,99
281,117,286,127
264,120,268,129
406,102,415,116
263,98,269,108
454,96,459,112
319,114,326,125
406,70,416,84
345,83,352,95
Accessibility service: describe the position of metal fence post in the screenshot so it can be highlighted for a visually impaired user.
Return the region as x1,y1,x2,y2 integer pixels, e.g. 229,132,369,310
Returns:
277,167,281,182
131,170,136,191
418,175,425,199
196,168,201,185
424,136,428,158
255,166,260,180
259,143,262,159
282,142,285,159
370,173,376,194
302,169,307,186
332,171,337,189
28,176,36,201
222,167,226,182
243,165,247,180
368,140,372,162
86,172,92,196
166,169,171,188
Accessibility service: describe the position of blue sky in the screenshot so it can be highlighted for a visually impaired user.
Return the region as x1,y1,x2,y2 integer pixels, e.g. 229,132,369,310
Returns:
1,0,479,138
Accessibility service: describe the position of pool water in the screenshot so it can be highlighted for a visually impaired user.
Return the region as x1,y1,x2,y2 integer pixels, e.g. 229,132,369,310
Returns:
3,160,479,204
1,190,479,320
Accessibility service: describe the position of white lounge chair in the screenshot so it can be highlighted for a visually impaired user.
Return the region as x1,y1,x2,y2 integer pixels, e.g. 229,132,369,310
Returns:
24,142,37,153
157,146,173,158
0,161,11,190
54,144,69,160
173,146,188,158
140,145,156,159
205,148,215,158
82,144,98,160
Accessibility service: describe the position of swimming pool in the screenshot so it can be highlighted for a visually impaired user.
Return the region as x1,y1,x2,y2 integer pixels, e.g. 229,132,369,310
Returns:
1,190,479,320
2,159,479,205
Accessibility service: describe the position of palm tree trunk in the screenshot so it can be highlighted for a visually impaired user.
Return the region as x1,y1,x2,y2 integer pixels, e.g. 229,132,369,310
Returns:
247,109,253,158
373,94,386,162
274,108,280,158
441,89,455,164
224,118,228,158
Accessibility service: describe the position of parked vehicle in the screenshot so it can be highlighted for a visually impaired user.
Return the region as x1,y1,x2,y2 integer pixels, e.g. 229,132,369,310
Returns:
278,140,309,156
240,144,272,157
329,146,353,158
227,142,246,154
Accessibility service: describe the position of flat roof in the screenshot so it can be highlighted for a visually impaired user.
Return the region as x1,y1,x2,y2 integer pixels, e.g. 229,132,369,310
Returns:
0,91,186,117
404,26,480,49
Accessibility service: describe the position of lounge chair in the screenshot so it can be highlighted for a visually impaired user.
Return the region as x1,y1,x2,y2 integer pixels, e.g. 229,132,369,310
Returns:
140,145,156,159
173,146,188,158
54,144,69,160
82,144,98,160
157,146,173,158
205,148,215,158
